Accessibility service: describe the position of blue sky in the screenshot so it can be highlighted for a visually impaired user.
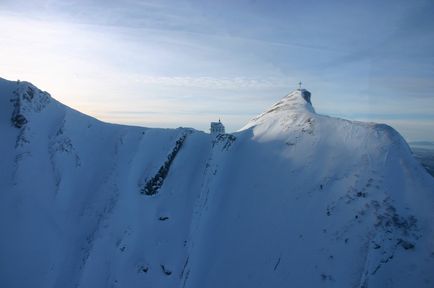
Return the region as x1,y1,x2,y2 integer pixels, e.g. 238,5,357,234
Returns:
1,0,433,140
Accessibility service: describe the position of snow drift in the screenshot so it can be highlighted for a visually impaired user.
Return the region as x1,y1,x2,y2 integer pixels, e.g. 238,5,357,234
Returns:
0,77,433,288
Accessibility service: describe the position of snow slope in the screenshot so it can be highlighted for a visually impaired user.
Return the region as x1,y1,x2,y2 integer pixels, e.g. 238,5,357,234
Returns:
410,142,434,177
0,78,433,288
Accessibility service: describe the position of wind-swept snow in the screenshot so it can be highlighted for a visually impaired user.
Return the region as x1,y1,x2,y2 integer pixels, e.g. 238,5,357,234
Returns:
0,78,433,288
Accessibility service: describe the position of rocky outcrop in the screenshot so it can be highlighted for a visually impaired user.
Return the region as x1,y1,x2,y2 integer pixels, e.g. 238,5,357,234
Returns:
10,81,51,128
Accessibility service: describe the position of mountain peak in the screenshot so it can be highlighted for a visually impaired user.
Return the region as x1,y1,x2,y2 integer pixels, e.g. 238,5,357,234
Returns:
240,88,315,131
281,88,313,107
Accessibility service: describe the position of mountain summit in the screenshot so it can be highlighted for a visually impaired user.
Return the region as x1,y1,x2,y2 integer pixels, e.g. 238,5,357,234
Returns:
242,88,314,131
1,78,433,288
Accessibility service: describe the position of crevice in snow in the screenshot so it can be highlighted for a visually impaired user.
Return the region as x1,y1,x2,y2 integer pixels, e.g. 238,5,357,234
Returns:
180,256,189,279
48,118,81,194
160,264,172,276
273,256,281,271
212,133,236,151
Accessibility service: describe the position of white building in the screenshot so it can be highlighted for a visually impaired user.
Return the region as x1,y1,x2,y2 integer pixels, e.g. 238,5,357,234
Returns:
210,119,225,135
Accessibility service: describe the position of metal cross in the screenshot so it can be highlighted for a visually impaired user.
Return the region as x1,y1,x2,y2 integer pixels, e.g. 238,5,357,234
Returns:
298,81,302,89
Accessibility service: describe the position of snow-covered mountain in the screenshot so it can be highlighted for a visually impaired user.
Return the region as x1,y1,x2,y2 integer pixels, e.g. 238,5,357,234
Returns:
1,77,433,288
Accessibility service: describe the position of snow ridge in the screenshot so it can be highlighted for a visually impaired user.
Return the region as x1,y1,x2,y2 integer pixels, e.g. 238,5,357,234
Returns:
0,78,433,288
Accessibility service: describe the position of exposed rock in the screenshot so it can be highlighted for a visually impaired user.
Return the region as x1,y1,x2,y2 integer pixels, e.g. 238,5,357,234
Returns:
11,114,27,128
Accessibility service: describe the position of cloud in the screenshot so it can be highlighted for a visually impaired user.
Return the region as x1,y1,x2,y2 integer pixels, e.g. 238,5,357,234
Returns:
1,0,433,141
139,76,292,90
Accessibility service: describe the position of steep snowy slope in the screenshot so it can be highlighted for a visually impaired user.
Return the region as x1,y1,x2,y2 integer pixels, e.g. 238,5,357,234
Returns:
0,78,433,288
410,142,434,177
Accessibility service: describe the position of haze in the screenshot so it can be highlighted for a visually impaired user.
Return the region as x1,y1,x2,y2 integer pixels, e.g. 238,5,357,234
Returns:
1,0,433,140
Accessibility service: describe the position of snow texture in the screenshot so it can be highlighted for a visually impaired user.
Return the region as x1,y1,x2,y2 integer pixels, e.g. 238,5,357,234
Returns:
0,78,433,288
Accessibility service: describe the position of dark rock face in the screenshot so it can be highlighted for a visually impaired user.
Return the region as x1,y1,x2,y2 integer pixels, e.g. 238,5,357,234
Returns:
141,133,188,195
11,114,28,128
9,82,52,129
23,86,35,101
301,90,312,104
